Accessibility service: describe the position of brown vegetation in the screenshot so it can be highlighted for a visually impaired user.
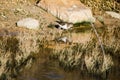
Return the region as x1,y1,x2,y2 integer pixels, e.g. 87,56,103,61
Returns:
0,0,120,80
80,0,120,13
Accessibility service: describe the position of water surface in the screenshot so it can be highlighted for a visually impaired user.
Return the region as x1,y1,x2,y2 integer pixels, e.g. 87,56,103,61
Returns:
17,54,120,80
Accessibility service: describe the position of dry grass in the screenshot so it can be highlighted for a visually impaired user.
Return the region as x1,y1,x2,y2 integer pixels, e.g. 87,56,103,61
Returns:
0,0,61,79
80,0,120,14
0,0,120,80
50,18,120,75
0,28,40,79
0,27,61,79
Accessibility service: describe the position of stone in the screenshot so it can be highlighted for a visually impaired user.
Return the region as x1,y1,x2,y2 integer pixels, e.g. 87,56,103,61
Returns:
16,18,40,29
37,0,95,23
106,11,120,19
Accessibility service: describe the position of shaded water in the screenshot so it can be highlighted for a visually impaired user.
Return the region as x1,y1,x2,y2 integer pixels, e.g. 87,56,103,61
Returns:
17,54,120,80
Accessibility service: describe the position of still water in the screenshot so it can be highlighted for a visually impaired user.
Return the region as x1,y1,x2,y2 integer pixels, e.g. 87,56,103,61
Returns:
17,54,120,80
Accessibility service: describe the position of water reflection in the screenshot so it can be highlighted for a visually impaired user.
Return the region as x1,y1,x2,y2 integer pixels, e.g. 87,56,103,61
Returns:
17,55,120,80
43,72,64,79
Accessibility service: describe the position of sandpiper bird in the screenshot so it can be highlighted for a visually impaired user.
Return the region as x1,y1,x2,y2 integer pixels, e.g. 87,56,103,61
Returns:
55,21,73,30
57,36,72,43
58,36,68,43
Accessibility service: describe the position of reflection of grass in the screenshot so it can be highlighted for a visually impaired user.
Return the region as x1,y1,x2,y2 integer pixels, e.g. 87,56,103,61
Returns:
71,22,106,34
0,28,42,80
73,22,91,27
51,43,85,70
70,22,92,33
71,26,91,33
50,24,120,74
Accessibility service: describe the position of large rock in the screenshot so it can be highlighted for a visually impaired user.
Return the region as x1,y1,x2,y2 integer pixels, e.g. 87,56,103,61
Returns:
37,0,95,23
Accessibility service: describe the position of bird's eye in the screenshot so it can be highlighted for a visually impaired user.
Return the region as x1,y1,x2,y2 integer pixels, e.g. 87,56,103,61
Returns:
55,25,60,28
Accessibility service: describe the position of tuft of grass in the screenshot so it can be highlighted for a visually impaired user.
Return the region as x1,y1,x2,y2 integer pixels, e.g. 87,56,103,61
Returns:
51,43,86,70
80,0,120,13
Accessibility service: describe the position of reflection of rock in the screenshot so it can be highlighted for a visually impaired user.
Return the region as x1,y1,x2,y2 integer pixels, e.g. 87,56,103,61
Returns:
16,18,40,30
37,0,95,23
